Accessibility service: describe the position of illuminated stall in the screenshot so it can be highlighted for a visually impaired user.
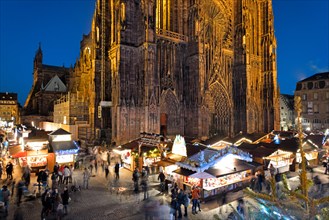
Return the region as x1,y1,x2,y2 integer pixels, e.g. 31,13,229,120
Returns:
19,139,50,173
48,128,79,166
264,149,294,173
113,145,134,170
173,146,254,200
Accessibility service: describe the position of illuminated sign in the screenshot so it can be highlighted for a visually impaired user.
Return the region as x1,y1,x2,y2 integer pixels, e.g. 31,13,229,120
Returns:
56,154,74,163
172,135,187,157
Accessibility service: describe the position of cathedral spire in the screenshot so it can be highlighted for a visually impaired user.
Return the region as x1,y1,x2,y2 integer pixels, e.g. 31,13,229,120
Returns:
34,42,43,71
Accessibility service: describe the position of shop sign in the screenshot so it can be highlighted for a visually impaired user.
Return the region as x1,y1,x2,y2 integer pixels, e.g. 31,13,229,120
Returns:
56,154,74,163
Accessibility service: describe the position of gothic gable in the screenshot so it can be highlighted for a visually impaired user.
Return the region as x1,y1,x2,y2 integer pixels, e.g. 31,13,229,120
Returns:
43,75,67,92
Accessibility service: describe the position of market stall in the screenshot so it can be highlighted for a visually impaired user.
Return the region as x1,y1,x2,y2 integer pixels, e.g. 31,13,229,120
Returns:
264,149,294,173
173,146,254,200
113,146,134,170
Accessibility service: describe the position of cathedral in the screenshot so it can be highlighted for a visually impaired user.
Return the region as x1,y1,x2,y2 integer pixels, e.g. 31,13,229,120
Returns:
65,0,280,145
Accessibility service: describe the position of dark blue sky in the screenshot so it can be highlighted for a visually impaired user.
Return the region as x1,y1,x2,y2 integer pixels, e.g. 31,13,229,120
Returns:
0,0,328,105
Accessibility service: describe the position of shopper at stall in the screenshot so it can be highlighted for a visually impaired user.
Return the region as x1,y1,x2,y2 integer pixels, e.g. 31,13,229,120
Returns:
132,168,140,192
191,186,200,215
58,165,65,185
63,166,71,185
69,164,74,183
53,162,60,175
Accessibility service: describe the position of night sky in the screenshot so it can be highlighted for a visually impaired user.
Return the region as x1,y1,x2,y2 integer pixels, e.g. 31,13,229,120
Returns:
0,0,328,105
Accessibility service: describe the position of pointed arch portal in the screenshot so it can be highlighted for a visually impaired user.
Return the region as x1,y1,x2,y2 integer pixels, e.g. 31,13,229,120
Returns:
205,82,232,136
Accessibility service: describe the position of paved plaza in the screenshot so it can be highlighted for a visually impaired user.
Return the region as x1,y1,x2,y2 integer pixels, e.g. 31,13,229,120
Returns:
2,161,329,220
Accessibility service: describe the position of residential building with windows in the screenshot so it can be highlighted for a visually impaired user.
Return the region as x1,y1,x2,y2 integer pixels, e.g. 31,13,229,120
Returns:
280,94,295,131
294,72,329,131
0,92,20,126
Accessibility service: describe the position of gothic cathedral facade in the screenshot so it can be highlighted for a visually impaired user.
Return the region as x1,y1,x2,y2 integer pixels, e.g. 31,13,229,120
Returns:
72,0,280,145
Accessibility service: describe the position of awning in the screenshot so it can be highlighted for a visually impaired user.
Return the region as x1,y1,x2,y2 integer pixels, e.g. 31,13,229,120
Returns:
173,168,196,176
155,160,175,167
8,145,24,157
189,172,216,179
51,141,79,152
11,151,27,158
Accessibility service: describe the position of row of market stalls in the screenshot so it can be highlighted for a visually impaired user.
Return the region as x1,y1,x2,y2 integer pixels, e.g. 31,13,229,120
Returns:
113,131,328,201
113,134,260,200
9,128,79,172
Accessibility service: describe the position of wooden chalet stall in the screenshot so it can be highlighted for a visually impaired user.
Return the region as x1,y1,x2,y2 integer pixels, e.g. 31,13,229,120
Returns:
171,143,255,201
114,133,170,172
48,128,79,169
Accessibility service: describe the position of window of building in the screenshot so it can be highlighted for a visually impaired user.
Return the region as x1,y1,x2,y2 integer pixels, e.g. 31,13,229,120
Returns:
313,93,318,100
313,119,321,124
314,104,319,113
302,94,307,100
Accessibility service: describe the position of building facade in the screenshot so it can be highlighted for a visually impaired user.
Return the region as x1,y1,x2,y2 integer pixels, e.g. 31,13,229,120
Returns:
294,72,329,131
279,94,295,131
0,92,19,126
23,45,71,122
68,0,280,145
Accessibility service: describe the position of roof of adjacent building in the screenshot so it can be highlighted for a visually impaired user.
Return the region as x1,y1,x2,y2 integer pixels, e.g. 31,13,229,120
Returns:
48,128,71,136
280,94,294,110
299,72,329,82
0,92,17,101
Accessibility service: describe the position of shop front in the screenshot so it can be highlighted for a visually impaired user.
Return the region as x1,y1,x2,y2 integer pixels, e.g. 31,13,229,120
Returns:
51,141,79,166
264,149,294,173
173,146,254,200
113,147,133,170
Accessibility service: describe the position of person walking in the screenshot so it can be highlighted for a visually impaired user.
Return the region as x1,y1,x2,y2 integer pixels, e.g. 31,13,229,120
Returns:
83,168,90,189
158,171,166,193
0,163,3,180
269,164,275,178
61,186,70,215
23,165,31,186
1,185,10,216
16,180,25,206
140,174,149,200
114,162,120,180
182,190,190,217
324,157,329,175
6,162,13,180
105,164,109,179
69,164,74,183
176,189,185,218
219,192,227,214
132,167,140,203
